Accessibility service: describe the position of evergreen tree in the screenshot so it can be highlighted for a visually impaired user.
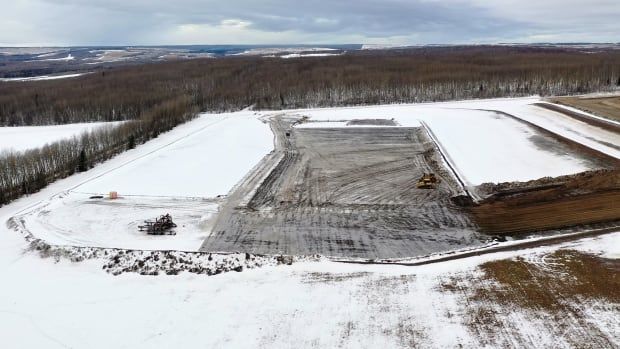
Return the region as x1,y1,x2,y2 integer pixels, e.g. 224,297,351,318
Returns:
128,134,136,150
78,149,88,172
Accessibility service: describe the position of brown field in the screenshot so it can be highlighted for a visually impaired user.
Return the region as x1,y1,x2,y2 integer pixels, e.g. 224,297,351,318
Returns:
441,249,619,347
471,170,620,233
550,95,620,122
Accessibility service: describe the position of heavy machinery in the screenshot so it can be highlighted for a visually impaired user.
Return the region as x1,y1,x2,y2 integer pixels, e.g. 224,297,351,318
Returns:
139,214,177,235
417,173,439,189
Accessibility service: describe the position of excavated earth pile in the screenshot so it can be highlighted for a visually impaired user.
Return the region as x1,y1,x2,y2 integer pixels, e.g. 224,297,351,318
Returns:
471,169,620,233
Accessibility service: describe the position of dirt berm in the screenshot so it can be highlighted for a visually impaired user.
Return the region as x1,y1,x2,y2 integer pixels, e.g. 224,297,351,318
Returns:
471,169,620,233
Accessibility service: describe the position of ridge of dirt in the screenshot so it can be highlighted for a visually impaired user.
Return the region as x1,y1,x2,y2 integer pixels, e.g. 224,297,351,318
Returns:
471,169,620,233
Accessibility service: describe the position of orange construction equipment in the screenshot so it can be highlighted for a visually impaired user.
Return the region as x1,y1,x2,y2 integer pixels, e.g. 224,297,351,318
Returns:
416,173,439,189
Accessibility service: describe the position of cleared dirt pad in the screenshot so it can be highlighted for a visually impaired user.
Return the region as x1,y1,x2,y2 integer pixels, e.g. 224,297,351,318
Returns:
202,117,485,258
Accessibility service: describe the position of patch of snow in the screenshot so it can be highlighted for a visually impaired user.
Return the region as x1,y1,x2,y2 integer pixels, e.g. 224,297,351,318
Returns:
0,73,86,82
0,121,124,153
75,112,273,198
570,232,620,259
361,44,410,50
280,53,343,58
499,103,620,159
234,47,338,56
37,53,74,61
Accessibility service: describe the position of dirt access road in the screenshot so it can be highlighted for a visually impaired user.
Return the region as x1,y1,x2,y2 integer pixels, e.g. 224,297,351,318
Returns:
548,95,620,123
201,115,487,259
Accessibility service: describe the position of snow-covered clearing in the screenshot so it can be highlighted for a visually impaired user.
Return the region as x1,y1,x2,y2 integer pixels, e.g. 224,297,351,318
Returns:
0,121,125,153
75,113,272,198
235,47,339,56
18,194,218,251
0,73,86,82
39,53,74,61
15,111,273,250
291,96,612,186
280,53,343,58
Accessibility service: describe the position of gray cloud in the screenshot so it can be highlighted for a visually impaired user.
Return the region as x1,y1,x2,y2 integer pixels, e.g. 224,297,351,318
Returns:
2,0,619,45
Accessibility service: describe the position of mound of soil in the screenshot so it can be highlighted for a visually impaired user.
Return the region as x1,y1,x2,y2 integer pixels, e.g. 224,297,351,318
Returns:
471,169,620,233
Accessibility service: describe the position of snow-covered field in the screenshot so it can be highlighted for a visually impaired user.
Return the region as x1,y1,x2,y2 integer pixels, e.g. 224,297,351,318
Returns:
280,53,343,58
292,96,613,186
15,111,273,250
19,194,218,251
75,113,272,197
0,73,86,82
0,121,124,153
0,210,617,348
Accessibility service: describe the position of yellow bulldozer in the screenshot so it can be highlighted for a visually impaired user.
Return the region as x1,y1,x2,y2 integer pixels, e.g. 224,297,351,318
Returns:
416,173,439,189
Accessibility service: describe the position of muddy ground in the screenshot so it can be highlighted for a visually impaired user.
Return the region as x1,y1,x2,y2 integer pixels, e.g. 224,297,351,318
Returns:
201,116,486,259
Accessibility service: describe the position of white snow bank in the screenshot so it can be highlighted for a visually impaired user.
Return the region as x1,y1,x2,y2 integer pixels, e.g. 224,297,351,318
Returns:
75,112,273,197
281,53,343,58
0,73,86,82
29,53,74,62
571,232,620,259
0,121,124,153
499,103,620,159
235,47,338,56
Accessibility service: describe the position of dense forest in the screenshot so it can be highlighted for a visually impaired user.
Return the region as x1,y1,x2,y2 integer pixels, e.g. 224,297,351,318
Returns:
2,46,620,126
1,46,620,205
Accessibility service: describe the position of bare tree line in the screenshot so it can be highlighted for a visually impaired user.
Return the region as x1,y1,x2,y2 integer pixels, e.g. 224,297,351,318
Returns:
0,96,196,205
1,46,619,205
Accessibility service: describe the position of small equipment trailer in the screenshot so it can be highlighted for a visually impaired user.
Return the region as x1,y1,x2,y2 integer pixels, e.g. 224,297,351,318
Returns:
139,214,177,235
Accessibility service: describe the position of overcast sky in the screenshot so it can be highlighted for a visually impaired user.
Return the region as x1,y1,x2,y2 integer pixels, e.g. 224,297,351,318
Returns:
2,0,619,46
